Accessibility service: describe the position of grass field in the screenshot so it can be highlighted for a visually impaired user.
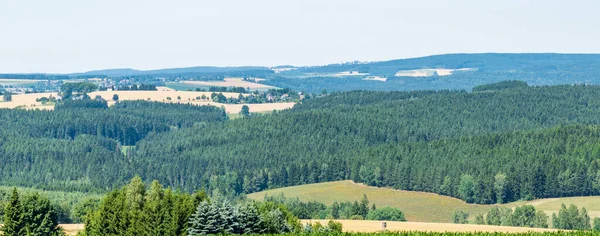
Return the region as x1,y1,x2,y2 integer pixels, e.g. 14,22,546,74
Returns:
248,181,491,223
248,180,600,224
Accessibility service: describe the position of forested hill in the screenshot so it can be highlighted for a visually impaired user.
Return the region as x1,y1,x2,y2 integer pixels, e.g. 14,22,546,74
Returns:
5,83,600,204
130,84,600,202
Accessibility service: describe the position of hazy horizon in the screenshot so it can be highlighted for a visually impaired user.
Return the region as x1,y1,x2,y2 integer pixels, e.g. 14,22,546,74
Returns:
1,0,599,73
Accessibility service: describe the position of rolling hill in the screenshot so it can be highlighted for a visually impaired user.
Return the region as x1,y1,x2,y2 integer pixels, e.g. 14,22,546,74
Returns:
249,180,600,224
248,180,490,223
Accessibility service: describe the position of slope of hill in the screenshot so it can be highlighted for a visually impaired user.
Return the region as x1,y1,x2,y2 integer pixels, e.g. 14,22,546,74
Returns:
249,181,600,224
248,180,490,223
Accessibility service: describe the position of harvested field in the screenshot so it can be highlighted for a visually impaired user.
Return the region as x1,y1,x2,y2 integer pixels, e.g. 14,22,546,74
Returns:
0,91,295,114
88,90,244,103
0,92,57,110
300,220,558,233
181,78,275,89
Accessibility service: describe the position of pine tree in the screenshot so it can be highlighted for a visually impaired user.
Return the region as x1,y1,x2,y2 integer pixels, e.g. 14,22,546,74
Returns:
331,202,340,219
3,188,25,236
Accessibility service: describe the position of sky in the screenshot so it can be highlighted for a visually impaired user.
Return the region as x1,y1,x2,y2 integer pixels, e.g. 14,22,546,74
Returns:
0,0,599,73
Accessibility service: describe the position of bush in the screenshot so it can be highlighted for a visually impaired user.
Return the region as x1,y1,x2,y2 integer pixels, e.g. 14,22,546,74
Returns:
366,207,406,221
552,204,591,230
349,215,364,220
452,210,469,224
475,214,485,225
593,217,600,231
327,220,343,233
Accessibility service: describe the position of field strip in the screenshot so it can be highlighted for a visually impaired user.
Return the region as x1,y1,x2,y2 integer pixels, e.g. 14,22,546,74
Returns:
301,220,560,233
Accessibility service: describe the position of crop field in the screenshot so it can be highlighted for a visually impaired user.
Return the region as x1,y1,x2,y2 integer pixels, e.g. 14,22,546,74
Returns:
0,92,57,109
248,180,600,224
89,91,295,113
300,220,558,233
0,91,295,113
180,78,276,89
88,90,244,103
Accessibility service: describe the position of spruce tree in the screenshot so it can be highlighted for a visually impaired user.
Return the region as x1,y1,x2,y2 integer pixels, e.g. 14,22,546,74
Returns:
219,201,236,234
21,193,60,235
238,204,263,234
188,201,212,235
3,188,25,236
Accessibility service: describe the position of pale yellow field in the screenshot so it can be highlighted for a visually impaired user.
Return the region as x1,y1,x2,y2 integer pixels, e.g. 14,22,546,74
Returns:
60,224,84,235
301,220,559,233
0,91,295,114
0,92,57,110
88,90,244,103
182,78,275,89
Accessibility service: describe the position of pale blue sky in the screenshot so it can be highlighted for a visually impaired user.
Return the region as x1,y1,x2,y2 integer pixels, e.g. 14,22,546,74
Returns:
1,0,599,73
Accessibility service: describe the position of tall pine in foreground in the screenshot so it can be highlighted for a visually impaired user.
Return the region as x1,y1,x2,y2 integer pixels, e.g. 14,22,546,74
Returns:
2,188,62,236
3,188,25,236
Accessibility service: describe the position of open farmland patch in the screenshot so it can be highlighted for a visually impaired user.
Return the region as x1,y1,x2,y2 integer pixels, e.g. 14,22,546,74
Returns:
181,77,276,89
301,220,558,233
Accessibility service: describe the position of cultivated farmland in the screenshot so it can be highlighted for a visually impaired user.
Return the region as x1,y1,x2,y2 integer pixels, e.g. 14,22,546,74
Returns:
181,77,276,89
300,220,558,233
0,91,295,113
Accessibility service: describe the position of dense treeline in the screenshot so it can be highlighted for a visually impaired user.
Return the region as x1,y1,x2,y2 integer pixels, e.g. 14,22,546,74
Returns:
263,194,396,221
472,80,529,92
0,100,226,191
115,84,157,91
127,85,600,202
